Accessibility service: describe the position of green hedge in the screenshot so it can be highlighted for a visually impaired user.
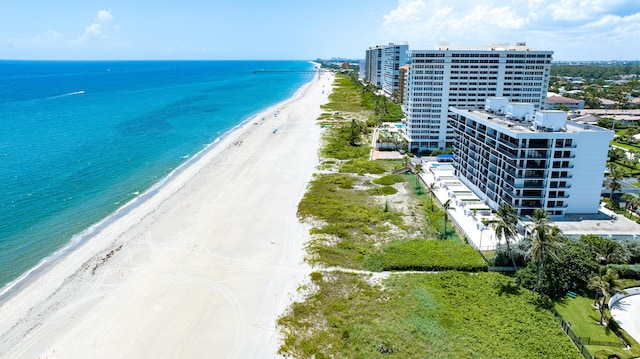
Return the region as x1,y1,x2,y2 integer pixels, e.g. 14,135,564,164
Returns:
364,239,488,272
609,264,640,279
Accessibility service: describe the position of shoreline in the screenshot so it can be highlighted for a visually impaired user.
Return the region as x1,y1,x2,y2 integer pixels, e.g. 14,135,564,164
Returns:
0,69,334,358
0,70,315,303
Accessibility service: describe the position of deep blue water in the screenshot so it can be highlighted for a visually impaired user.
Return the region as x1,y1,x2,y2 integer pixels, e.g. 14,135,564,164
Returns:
0,60,314,288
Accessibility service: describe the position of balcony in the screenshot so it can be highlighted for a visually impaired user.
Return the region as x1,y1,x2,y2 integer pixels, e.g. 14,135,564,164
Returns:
504,167,517,178
548,194,570,199
550,174,573,179
521,170,546,179
515,200,544,209
519,160,547,169
498,137,520,149
515,180,545,189
496,145,518,159
547,203,569,209
524,149,548,159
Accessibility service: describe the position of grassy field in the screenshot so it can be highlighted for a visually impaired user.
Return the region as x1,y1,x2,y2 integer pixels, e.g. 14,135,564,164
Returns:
278,271,580,358
554,294,640,358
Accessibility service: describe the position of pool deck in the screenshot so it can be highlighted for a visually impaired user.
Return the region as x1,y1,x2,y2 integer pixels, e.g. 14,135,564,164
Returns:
419,160,502,250
610,289,640,345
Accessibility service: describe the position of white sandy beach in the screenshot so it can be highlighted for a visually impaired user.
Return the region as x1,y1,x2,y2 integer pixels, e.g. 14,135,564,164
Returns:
0,70,334,358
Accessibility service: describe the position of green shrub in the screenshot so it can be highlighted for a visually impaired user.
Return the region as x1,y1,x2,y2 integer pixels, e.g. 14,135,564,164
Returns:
609,264,640,279
367,185,398,196
339,159,386,174
278,271,579,359
321,125,370,160
372,174,405,185
364,239,488,272
324,174,354,189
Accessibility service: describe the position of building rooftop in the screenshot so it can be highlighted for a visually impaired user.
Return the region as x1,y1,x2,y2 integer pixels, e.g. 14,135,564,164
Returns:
435,41,542,51
547,205,640,240
576,109,640,116
547,95,581,105
451,106,611,135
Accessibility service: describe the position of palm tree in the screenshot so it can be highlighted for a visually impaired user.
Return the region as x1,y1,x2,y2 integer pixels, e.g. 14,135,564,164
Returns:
622,193,640,213
493,203,520,288
607,163,624,201
630,149,640,168
414,163,423,194
349,119,361,146
589,237,624,265
402,155,410,171
442,199,453,239
427,182,437,211
588,267,625,325
527,209,564,294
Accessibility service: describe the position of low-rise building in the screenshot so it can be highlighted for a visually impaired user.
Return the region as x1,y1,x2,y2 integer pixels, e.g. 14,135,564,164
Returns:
546,94,584,110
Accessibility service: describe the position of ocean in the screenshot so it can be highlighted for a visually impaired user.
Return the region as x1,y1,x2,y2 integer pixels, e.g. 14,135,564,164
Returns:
0,60,314,289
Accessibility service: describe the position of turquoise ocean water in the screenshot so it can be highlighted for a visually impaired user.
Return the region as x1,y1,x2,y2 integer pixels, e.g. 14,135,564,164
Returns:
0,60,314,290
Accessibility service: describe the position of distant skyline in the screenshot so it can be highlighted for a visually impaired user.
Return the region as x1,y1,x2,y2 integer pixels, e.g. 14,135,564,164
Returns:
2,0,640,61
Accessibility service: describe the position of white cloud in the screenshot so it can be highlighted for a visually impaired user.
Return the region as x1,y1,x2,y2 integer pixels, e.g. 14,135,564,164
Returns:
448,5,525,31
78,23,104,43
382,0,426,25
548,0,638,21
381,1,526,47
5,30,64,47
96,10,114,23
77,10,114,43
380,0,640,60
5,9,117,50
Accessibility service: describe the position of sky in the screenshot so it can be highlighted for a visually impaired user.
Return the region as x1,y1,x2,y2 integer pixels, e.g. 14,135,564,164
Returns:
1,0,640,61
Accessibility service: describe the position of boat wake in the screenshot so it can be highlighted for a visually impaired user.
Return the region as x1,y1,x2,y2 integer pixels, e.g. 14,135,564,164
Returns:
47,90,85,100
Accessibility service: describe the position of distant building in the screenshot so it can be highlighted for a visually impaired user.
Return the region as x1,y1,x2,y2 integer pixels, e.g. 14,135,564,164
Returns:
364,45,384,87
546,95,584,110
449,98,613,217
397,65,410,103
364,43,409,96
575,109,640,125
381,43,409,97
599,98,619,109
569,114,598,124
403,42,553,152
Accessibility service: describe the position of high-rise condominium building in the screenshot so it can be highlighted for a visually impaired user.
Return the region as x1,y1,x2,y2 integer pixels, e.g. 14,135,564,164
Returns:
403,42,553,152
381,43,409,97
364,43,408,95
364,45,384,87
449,98,613,217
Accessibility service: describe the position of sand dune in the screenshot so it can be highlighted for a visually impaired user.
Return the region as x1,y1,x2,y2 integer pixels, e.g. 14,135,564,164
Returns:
0,70,334,358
